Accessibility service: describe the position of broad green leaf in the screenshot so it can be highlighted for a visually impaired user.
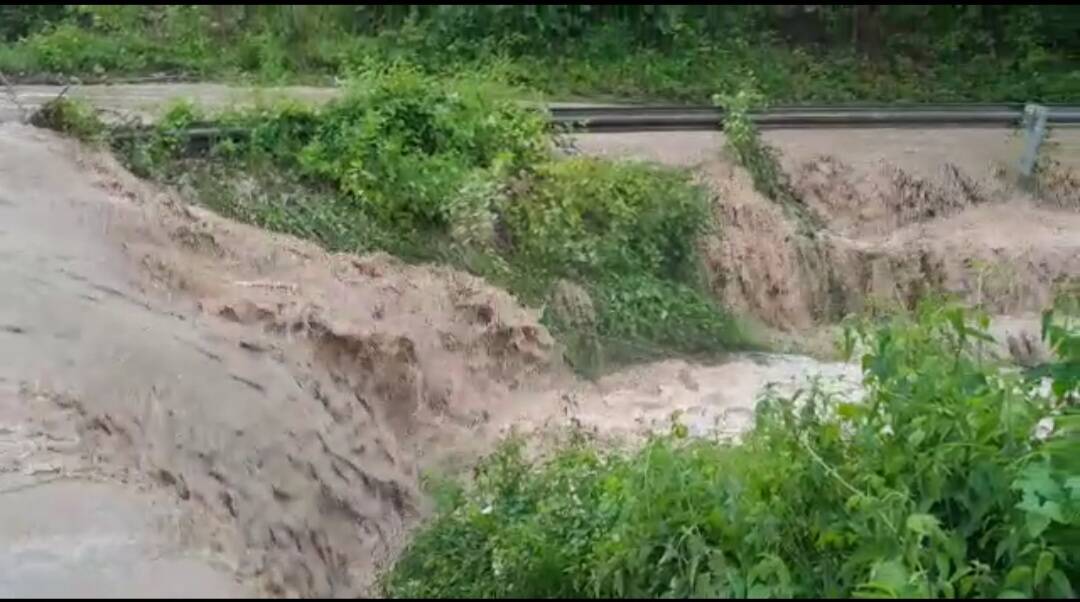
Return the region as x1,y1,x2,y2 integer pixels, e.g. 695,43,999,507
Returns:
747,584,773,599
1038,500,1064,523
1033,551,1054,587
905,513,939,537
868,559,910,594
1014,466,1064,502
1047,569,1075,598
1065,476,1080,500
1004,565,1032,591
854,582,898,599
1024,513,1052,538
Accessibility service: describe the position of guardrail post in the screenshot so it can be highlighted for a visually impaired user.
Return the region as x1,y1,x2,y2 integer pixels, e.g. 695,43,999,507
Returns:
1018,103,1048,187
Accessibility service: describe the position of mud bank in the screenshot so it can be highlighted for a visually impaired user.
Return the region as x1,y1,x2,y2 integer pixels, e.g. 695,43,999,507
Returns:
575,128,1080,339
1,122,570,596
1,124,867,597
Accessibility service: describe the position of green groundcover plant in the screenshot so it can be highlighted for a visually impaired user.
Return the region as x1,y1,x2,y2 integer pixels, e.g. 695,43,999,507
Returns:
109,66,747,373
385,303,1079,598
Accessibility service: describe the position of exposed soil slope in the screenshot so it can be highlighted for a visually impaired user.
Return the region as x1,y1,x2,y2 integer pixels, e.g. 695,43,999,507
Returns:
575,128,1080,335
0,123,559,596
1,124,862,597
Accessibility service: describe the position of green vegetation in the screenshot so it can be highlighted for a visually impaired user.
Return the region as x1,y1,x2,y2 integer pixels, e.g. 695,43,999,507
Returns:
113,66,745,373
16,8,1080,599
385,304,1080,598
28,95,105,143
3,6,1079,103
713,85,821,234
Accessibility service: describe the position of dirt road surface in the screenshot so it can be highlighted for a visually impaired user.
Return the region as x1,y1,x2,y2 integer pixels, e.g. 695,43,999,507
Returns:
0,83,341,123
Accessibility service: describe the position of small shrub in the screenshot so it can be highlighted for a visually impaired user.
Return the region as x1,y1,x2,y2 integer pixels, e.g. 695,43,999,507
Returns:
115,100,205,177
501,157,708,280
237,65,550,235
714,85,820,231
1033,152,1080,211
116,67,750,372
0,5,69,42
591,275,743,357
172,162,394,257
29,96,105,143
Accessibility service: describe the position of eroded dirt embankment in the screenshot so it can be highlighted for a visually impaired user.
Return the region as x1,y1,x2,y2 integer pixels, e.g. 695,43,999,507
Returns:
575,129,1080,344
1,123,571,596
1,124,863,597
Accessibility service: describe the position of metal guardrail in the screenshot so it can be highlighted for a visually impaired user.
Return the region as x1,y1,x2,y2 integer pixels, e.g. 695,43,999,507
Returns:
548,105,1080,131
110,104,1080,146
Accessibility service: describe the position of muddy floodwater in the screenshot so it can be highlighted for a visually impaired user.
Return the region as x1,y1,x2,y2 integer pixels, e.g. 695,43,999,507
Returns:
0,95,1076,595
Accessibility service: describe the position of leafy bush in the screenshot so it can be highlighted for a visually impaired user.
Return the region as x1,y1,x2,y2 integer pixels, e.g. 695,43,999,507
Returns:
214,66,549,236
8,6,213,76
29,96,105,143
502,158,707,280
3,6,1079,103
385,304,1079,598
0,5,68,42
168,162,396,258
590,275,742,357
295,69,547,233
115,67,748,370
714,85,819,231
